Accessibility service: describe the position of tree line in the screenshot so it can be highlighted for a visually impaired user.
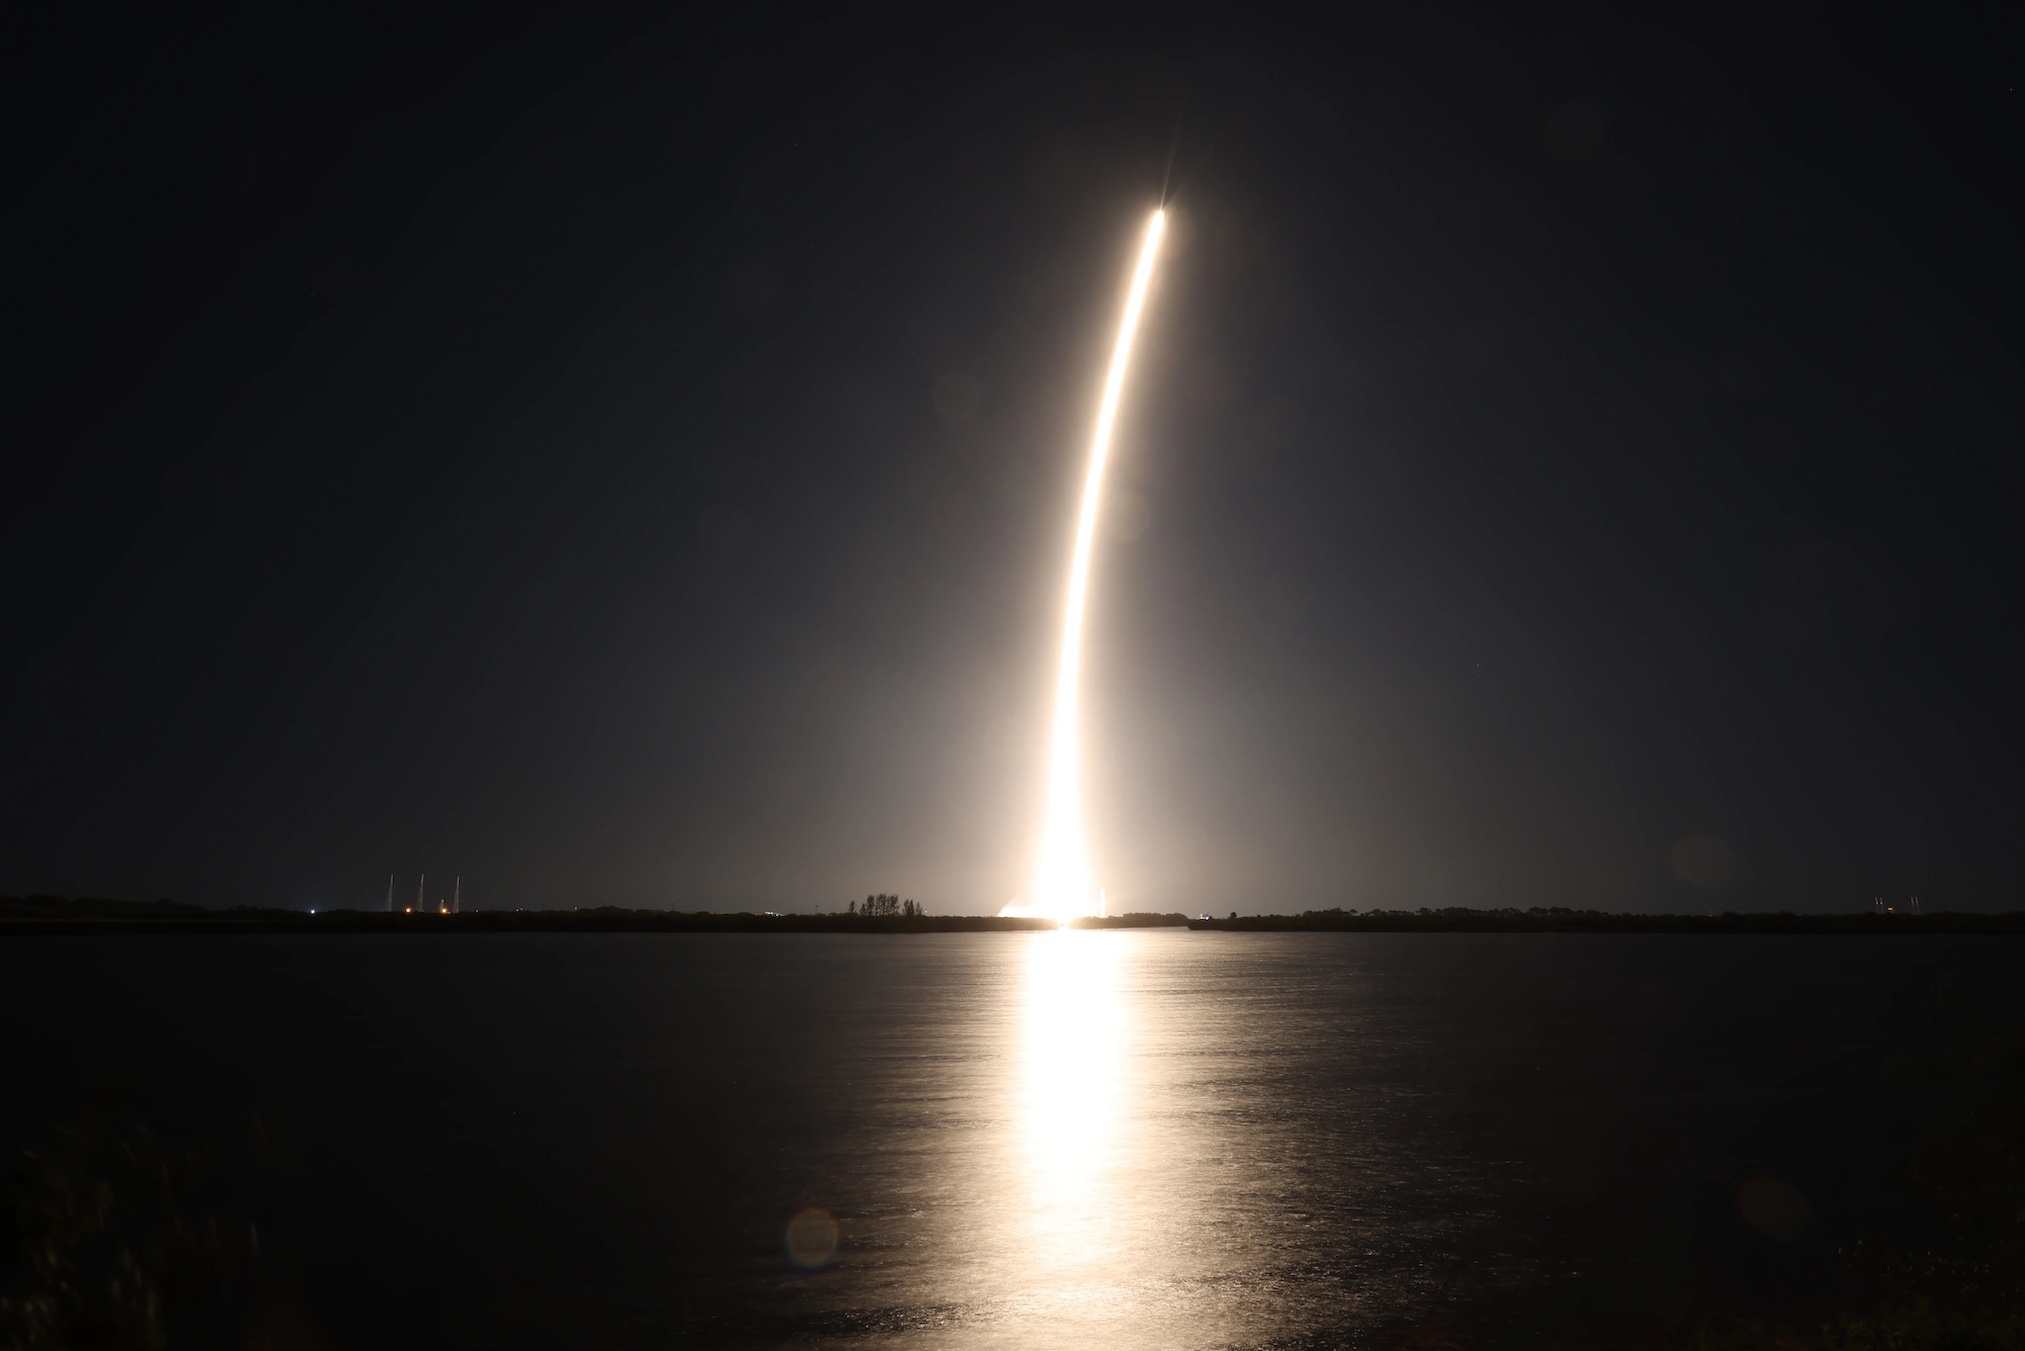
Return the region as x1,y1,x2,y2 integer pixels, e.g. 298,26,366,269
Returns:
849,894,919,918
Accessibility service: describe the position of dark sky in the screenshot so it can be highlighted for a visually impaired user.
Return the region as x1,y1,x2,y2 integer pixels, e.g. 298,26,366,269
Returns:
5,2,2020,914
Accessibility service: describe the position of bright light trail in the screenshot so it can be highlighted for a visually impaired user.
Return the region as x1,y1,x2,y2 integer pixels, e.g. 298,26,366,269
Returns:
1028,209,1167,924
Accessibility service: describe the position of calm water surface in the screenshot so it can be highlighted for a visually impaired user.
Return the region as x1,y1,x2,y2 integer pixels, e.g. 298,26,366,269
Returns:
3,931,2014,1348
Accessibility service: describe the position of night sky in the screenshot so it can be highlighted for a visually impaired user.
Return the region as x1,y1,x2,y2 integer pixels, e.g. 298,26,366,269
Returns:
5,3,2020,914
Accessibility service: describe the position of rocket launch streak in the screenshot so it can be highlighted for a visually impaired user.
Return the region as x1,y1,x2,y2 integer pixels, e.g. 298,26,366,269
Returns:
1029,209,1166,924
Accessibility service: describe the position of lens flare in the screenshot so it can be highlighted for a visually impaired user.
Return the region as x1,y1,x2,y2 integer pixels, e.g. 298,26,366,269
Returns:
1018,210,1166,924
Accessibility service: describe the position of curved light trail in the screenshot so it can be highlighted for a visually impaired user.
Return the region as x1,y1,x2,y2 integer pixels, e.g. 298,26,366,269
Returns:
1028,209,1167,924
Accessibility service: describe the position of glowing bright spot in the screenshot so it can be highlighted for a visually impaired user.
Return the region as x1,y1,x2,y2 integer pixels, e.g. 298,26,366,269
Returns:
1022,209,1166,925
784,1206,840,1268
1015,930,1130,1269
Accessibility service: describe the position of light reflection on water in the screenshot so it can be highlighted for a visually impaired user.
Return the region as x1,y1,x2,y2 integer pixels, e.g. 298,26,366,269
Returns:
10,931,2000,1349
1014,930,1131,1282
911,929,1455,1351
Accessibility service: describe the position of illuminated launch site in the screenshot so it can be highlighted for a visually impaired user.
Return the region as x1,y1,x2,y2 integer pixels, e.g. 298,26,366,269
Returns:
1010,209,1167,924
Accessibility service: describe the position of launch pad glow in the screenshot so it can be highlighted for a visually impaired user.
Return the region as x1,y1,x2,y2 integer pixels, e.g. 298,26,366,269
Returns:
1020,209,1167,924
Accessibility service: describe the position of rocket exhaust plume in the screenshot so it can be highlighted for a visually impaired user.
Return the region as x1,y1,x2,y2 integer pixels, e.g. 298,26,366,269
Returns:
1025,209,1167,924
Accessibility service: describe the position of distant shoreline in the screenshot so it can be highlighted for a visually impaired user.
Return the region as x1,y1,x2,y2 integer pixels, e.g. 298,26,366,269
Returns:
1184,908,2025,934
0,902,1181,936
2,899,2021,936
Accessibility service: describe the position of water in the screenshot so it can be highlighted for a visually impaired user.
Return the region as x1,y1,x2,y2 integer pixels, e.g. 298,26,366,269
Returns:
1,930,2014,1348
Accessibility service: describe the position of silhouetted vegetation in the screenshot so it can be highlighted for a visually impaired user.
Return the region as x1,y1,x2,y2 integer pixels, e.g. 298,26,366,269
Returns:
1189,907,2025,934
1071,912,1192,929
849,894,919,918
0,897,1197,934
0,1088,276,1350
0,896,300,924
10,897,2019,937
